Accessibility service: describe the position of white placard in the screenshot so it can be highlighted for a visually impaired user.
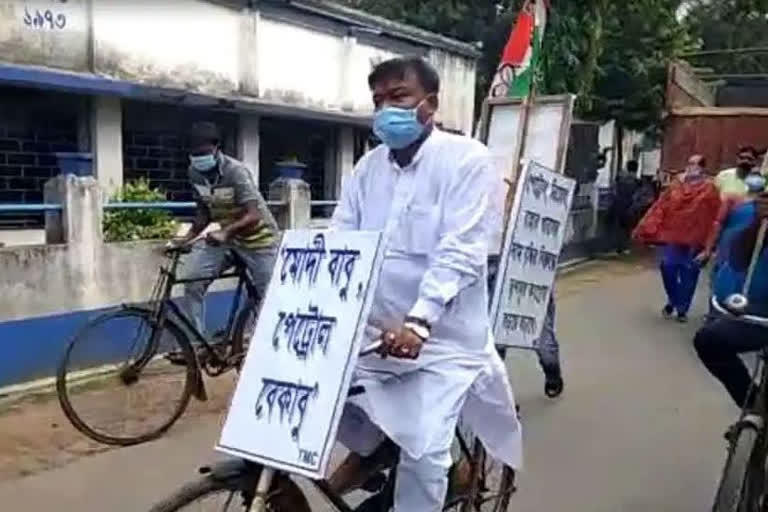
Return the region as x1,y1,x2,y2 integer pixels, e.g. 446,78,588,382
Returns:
217,230,385,479
483,95,575,254
490,161,576,348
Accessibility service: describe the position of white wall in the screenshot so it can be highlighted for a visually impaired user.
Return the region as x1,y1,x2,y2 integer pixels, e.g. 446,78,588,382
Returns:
92,0,240,95
0,0,89,70
428,49,476,135
257,18,345,110
90,96,123,197
346,42,399,114
597,121,616,188
1,0,477,133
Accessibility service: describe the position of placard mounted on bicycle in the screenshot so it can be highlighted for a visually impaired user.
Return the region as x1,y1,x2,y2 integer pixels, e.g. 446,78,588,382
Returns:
217,230,385,479
490,160,576,348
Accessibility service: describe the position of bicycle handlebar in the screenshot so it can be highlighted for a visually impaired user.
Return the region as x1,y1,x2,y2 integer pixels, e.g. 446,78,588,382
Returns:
359,339,382,357
711,295,768,327
164,244,193,256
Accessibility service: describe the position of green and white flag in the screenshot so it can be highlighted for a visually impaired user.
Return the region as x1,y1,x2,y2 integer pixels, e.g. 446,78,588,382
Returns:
489,0,548,99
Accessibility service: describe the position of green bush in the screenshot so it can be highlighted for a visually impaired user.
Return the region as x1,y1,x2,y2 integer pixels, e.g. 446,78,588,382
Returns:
103,179,179,242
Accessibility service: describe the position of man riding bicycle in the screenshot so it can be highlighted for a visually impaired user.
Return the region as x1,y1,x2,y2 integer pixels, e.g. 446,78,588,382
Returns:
694,188,768,409
327,57,522,511
171,122,278,333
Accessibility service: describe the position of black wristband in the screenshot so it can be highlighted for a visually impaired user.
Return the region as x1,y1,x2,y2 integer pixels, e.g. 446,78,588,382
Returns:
404,315,431,331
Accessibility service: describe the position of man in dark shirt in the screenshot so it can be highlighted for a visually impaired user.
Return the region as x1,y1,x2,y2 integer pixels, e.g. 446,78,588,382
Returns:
613,161,640,253
172,122,278,333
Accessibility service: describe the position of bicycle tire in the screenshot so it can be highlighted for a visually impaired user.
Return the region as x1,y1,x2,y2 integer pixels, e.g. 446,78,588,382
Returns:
713,423,760,512
149,470,310,512
449,443,515,512
57,306,197,446
230,299,259,369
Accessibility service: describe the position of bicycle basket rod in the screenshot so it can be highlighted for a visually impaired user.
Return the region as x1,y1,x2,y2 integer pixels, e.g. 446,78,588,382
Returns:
744,219,768,296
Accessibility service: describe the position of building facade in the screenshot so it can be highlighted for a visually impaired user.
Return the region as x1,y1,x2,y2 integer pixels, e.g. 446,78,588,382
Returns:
0,0,479,228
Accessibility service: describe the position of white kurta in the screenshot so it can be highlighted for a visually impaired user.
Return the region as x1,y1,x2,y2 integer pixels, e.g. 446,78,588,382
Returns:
331,129,523,470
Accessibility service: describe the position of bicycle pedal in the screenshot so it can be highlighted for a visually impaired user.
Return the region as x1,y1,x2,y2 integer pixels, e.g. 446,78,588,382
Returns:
360,472,387,493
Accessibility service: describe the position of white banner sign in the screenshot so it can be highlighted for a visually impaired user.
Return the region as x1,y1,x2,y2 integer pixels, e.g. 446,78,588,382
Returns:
490,161,576,348
217,230,384,479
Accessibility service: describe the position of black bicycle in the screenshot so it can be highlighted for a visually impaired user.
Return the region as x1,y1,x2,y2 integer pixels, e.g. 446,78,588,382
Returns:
56,245,263,446
149,344,517,512
710,294,768,512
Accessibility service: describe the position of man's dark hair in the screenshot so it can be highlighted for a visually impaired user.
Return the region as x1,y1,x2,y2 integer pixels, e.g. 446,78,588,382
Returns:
699,156,708,168
189,121,221,147
367,57,440,94
738,145,758,158
627,160,639,173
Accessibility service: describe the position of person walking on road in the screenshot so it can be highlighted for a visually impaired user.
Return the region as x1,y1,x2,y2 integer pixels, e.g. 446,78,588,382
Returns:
633,155,721,323
487,256,564,397
715,145,764,199
613,161,640,254
658,156,711,322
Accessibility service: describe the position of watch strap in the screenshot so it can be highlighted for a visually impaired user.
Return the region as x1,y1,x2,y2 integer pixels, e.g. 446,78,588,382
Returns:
404,315,431,331
404,322,430,341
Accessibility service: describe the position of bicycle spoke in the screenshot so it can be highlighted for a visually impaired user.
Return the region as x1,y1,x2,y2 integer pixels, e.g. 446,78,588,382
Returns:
59,309,194,444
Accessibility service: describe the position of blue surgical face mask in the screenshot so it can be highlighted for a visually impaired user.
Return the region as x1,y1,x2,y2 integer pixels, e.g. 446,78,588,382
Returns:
373,100,429,150
745,173,766,193
190,153,217,172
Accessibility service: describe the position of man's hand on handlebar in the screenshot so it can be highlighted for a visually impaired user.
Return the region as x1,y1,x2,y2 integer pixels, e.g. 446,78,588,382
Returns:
379,327,423,360
165,238,193,254
205,229,229,247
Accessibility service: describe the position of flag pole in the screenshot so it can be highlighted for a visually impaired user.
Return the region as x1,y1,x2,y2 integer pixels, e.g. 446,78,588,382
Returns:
499,0,538,246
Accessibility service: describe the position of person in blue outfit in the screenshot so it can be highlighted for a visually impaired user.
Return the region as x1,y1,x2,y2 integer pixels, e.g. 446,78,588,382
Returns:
699,173,768,320
658,157,709,323
694,190,768,409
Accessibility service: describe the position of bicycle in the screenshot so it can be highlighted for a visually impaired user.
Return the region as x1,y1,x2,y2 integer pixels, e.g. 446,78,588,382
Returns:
148,343,517,512
56,245,263,446
710,294,768,512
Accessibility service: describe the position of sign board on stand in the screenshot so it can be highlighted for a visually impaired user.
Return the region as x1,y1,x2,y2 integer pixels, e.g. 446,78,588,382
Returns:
489,161,576,348
217,230,385,479
477,95,575,253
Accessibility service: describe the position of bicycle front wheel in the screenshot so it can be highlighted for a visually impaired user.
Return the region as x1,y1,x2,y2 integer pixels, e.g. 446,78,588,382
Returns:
57,307,196,445
713,421,761,512
149,467,310,512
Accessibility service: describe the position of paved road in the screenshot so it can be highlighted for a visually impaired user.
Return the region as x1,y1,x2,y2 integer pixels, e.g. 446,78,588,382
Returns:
0,258,741,511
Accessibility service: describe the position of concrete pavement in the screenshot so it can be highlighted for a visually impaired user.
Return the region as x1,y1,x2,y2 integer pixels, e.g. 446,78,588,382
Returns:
0,258,741,511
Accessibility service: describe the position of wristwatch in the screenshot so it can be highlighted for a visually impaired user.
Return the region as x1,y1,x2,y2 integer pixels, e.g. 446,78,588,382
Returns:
404,316,431,341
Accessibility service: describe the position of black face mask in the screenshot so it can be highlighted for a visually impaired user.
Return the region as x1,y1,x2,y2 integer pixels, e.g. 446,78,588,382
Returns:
739,162,754,172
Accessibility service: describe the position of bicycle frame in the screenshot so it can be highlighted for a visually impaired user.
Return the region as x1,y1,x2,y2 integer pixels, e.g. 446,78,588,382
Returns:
246,413,493,512
132,249,261,377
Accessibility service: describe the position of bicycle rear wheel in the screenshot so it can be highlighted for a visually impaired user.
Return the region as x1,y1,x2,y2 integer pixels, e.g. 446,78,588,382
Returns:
149,464,310,512
57,306,196,445
446,443,516,512
713,421,761,512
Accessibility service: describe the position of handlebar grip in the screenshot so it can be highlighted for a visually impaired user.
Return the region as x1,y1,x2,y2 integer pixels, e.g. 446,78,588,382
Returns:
711,296,768,326
359,340,382,357
164,244,193,256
